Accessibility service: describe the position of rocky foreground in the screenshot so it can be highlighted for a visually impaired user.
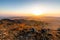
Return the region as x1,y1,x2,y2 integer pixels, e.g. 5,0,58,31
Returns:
0,19,60,40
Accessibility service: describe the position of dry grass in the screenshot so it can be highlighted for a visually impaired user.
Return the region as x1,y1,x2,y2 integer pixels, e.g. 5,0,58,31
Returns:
0,19,60,40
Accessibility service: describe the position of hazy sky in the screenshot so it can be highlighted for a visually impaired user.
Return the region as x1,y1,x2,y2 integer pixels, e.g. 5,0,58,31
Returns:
0,0,60,17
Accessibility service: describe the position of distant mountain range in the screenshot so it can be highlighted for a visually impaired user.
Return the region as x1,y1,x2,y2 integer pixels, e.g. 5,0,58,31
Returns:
0,16,60,30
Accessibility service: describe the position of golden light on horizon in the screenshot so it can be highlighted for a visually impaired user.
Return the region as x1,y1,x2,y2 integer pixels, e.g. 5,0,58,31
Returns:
32,9,43,16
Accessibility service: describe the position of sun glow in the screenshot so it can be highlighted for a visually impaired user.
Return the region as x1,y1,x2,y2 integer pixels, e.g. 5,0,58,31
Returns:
32,10,43,15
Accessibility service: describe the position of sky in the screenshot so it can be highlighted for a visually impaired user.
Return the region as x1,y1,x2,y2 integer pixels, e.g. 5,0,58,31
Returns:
0,0,60,17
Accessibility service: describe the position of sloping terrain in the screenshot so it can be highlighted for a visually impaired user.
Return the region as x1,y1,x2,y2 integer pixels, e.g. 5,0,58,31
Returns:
0,19,60,40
